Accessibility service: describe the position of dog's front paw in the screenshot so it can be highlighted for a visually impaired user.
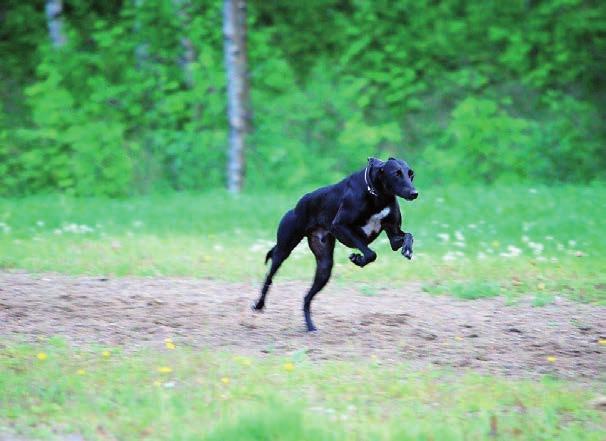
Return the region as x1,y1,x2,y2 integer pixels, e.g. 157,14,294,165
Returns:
402,233,414,260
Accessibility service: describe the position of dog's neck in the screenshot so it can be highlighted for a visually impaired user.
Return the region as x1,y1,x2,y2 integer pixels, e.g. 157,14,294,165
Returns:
364,166,379,197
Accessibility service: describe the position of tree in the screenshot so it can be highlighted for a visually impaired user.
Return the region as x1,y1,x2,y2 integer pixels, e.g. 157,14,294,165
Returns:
223,0,251,193
172,0,196,88
45,0,66,48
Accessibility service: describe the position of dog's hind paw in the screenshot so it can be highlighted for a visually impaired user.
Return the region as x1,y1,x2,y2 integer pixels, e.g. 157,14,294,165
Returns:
251,302,265,312
349,253,366,267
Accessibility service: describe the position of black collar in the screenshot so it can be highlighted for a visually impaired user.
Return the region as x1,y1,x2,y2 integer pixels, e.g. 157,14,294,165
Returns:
364,166,379,197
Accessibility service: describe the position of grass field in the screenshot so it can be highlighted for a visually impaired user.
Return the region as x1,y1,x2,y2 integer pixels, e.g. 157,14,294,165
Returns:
1,338,604,441
1,185,605,440
1,184,605,303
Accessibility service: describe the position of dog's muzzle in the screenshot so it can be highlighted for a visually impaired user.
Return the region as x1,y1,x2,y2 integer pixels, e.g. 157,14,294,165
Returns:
404,191,418,201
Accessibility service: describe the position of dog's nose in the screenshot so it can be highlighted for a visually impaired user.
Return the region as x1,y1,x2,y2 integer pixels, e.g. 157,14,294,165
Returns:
410,191,418,200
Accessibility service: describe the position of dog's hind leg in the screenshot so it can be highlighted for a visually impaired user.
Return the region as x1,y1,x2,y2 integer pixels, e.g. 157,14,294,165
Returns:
253,210,304,311
303,230,335,332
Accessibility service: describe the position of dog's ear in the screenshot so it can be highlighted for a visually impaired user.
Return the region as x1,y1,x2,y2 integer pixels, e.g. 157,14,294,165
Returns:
367,157,385,173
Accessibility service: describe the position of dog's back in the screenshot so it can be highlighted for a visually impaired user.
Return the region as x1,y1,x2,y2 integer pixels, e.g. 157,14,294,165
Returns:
292,171,363,231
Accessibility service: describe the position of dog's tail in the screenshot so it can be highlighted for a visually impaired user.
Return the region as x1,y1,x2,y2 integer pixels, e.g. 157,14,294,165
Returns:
265,246,276,265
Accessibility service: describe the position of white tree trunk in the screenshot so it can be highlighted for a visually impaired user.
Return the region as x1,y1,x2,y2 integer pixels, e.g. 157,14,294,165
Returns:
223,0,250,193
45,0,67,48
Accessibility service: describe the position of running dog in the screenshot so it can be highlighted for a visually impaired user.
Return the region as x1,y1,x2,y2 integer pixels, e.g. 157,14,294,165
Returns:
252,157,418,332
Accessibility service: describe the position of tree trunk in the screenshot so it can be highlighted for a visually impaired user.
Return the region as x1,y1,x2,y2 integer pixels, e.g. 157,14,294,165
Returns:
134,0,149,69
45,0,67,48
223,0,251,193
172,0,196,88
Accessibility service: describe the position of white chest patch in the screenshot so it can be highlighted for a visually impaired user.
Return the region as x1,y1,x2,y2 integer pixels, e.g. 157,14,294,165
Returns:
361,207,391,237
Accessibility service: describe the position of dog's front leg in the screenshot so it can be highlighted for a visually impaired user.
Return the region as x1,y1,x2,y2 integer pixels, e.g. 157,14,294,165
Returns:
384,224,414,260
401,232,414,259
330,222,376,267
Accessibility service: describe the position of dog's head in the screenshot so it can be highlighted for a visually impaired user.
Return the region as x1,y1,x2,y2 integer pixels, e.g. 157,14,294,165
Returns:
368,157,418,201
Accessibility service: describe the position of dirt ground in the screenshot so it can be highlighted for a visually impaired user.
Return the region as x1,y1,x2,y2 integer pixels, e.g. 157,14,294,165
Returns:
1,271,604,380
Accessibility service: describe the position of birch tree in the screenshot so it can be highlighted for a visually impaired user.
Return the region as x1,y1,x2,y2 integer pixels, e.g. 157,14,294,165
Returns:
45,0,67,48
223,0,251,193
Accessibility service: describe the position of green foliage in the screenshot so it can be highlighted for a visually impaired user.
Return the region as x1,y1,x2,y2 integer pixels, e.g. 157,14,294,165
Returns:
0,0,605,195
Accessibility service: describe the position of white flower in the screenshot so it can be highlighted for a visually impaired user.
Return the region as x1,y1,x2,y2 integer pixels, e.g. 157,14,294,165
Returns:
62,223,94,234
500,245,522,258
442,252,457,261
437,233,450,242
455,231,464,241
527,241,544,255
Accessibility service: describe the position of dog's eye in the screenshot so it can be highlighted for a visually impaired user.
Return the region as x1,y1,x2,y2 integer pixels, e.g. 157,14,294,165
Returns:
408,170,415,180
395,170,403,177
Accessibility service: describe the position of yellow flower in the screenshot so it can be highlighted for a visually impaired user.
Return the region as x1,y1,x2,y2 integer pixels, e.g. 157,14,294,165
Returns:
157,366,173,374
164,338,173,344
221,377,230,385
165,342,176,350
546,356,557,363
36,352,48,361
491,240,500,248
283,362,295,372
598,339,606,345
76,369,87,375
234,356,252,366
537,283,546,290
455,336,463,341
102,350,111,358
153,380,161,387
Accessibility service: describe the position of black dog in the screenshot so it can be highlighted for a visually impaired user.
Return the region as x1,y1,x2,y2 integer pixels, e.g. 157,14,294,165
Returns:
252,157,418,332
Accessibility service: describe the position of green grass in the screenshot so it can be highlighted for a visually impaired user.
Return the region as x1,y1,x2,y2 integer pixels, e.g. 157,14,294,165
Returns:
423,280,503,300
0,184,605,303
1,339,604,441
